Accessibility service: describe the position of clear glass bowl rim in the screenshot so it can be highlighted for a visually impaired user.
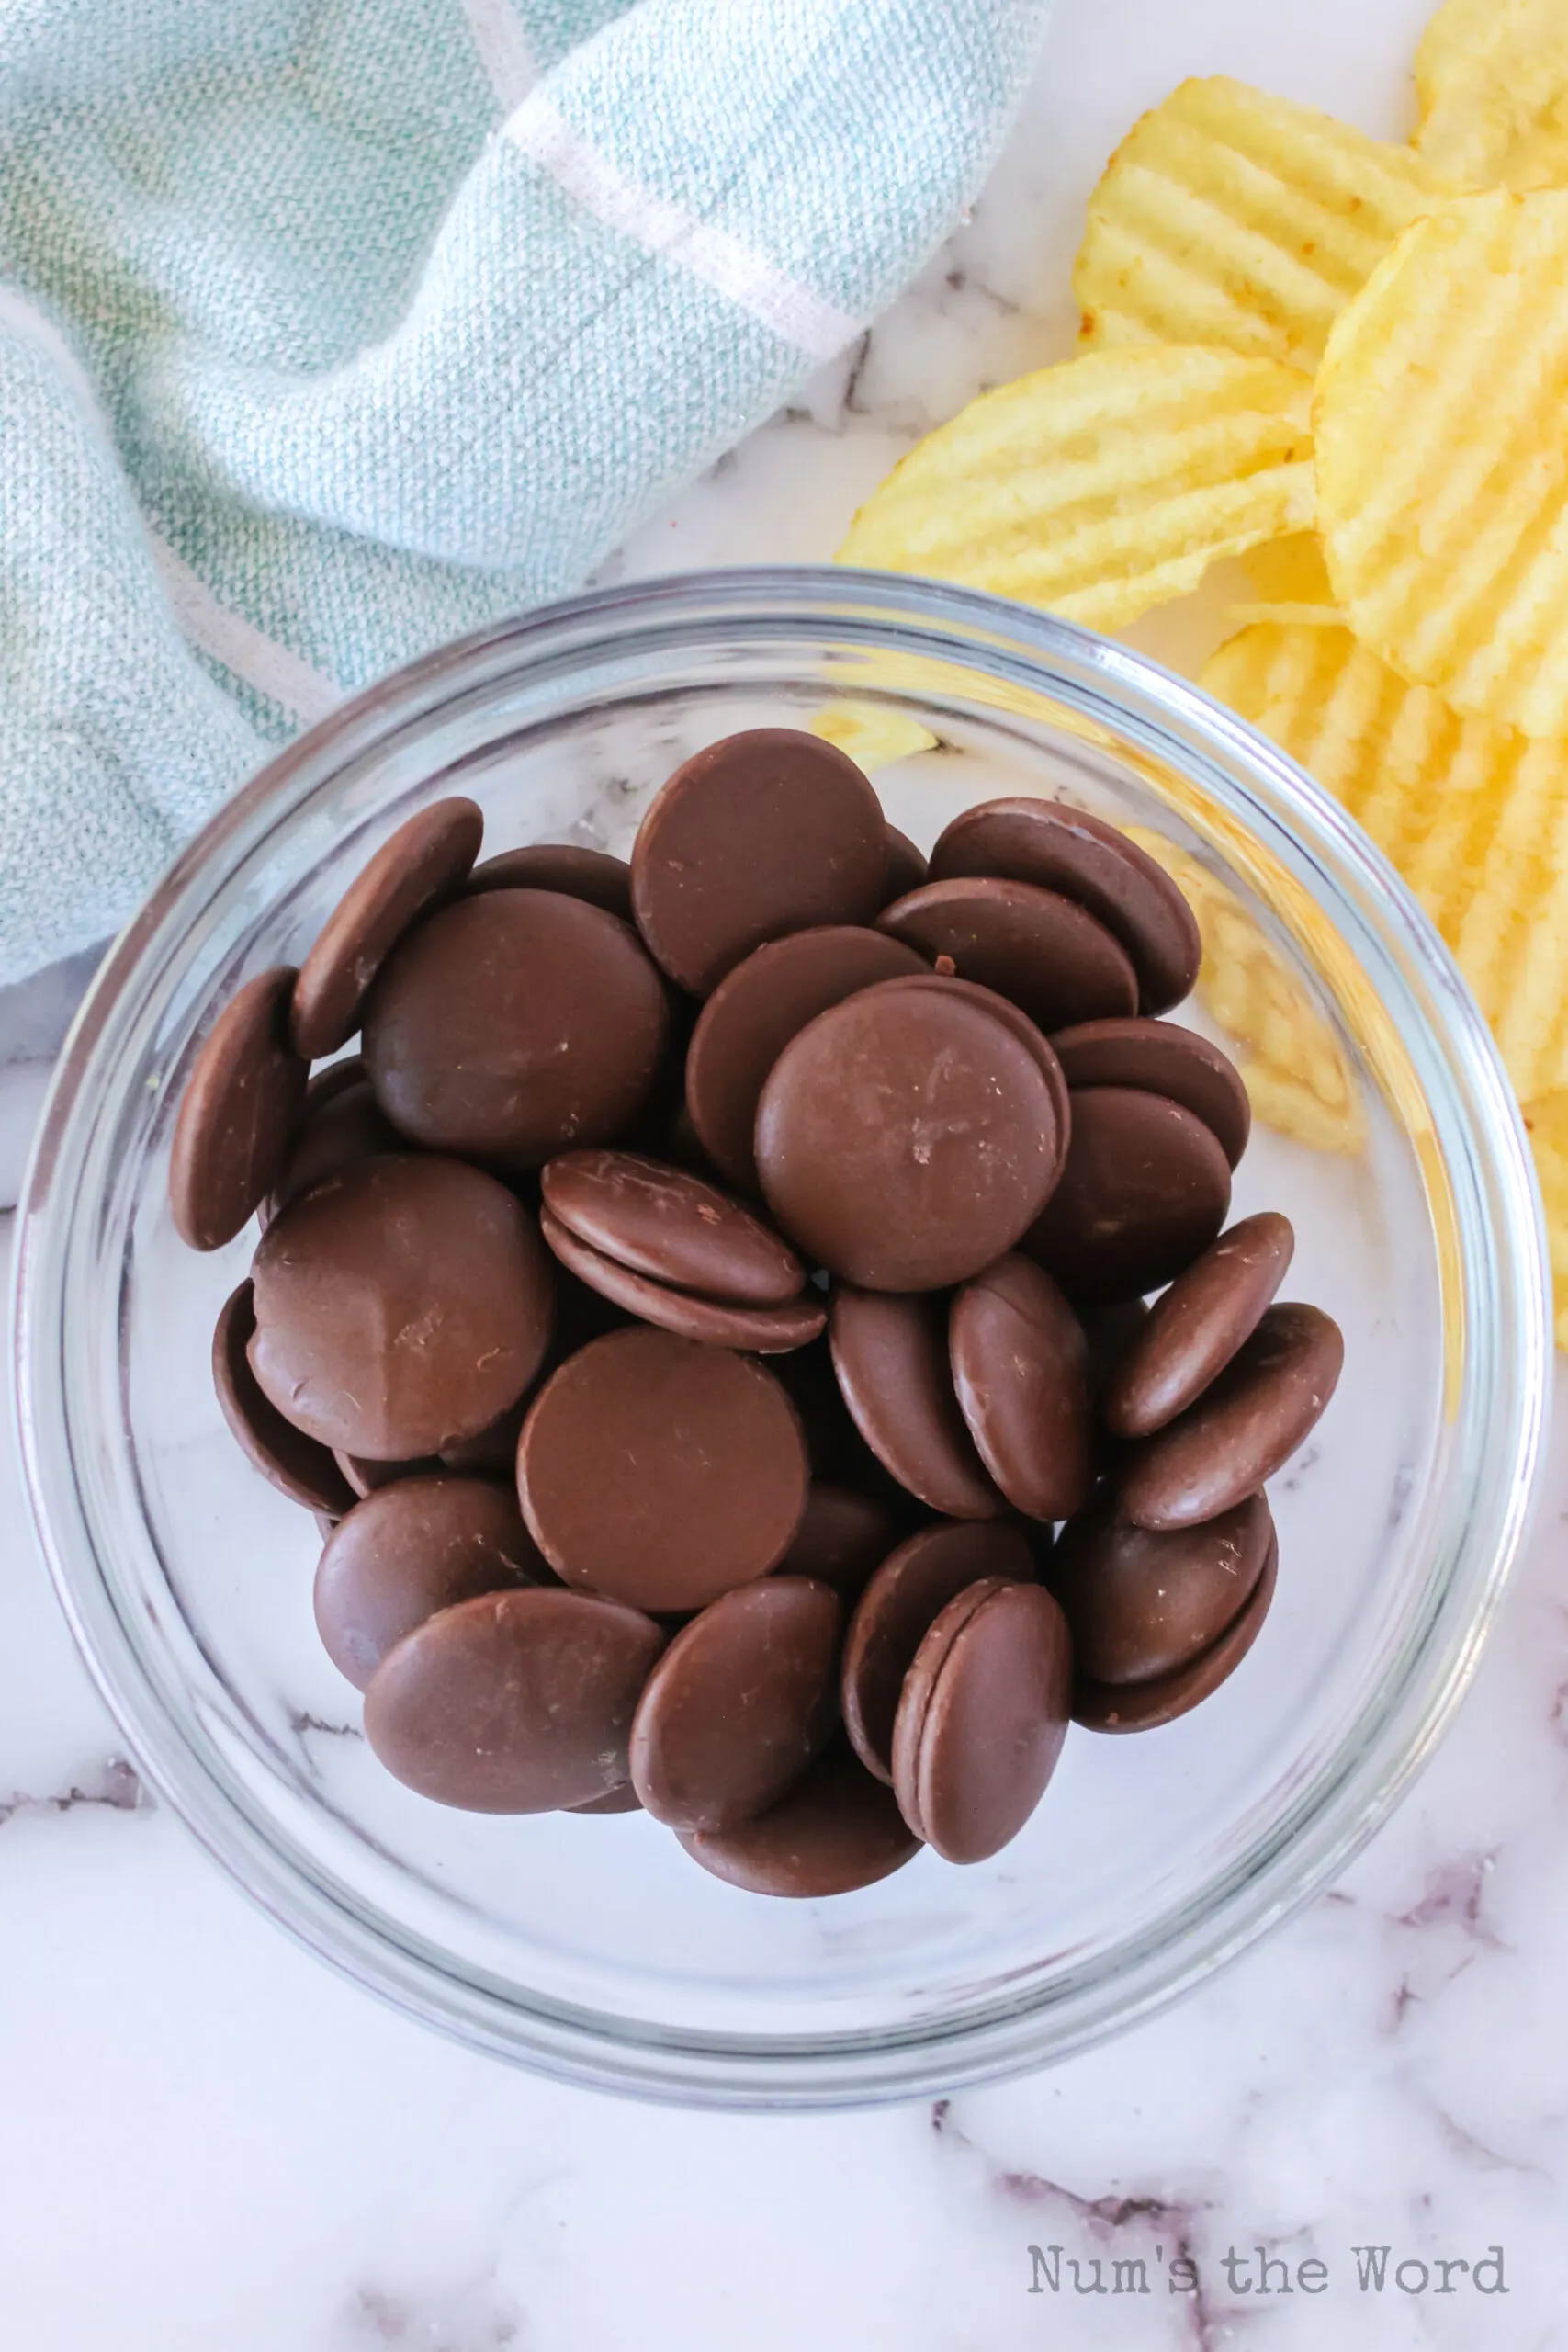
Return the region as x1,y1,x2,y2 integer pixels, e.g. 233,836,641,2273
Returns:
11,565,1551,2109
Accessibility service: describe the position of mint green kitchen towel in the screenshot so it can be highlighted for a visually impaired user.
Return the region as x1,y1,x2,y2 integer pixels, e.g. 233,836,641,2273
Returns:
0,0,1050,984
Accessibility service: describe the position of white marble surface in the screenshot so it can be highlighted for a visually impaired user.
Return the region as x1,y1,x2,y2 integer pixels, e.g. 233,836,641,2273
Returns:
6,1,1568,2342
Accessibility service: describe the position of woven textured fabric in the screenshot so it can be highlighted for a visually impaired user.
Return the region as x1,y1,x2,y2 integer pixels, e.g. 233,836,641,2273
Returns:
0,0,1050,983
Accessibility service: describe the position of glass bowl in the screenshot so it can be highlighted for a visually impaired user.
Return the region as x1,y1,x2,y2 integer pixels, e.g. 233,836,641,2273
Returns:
12,567,1551,2109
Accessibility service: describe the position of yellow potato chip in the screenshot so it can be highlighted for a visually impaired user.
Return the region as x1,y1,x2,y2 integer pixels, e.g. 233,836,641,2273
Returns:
1240,532,1337,606
1314,189,1568,741
1230,539,1342,644
810,704,938,771
837,347,1315,632
1074,75,1458,375
1124,827,1365,1152
1521,1090,1568,1349
1202,619,1568,1102
1416,0,1568,191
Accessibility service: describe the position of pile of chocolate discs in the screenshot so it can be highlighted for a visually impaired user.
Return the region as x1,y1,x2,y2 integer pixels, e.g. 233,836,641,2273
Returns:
170,729,1343,1898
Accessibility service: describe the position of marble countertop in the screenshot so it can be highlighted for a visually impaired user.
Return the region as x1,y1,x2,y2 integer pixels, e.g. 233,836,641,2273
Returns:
5,2,1568,2344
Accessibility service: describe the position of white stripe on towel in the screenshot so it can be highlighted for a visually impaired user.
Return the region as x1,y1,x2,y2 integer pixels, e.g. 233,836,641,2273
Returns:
0,281,344,729
505,90,861,361
460,0,538,111
0,282,109,432
146,542,344,729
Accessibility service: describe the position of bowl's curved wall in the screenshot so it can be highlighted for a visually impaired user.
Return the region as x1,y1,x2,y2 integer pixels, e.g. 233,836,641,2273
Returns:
13,569,1550,2106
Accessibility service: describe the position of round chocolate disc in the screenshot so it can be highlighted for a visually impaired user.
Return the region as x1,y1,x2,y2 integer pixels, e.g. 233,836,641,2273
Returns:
1118,1303,1344,1531
170,966,308,1250
1025,1087,1232,1305
1075,1530,1278,1731
829,1288,1004,1520
517,1328,809,1611
858,972,1071,1191
930,798,1201,1014
1050,1017,1251,1168
629,1577,841,1832
876,876,1138,1032
463,842,633,920
778,1484,903,1590
270,1078,403,1214
291,797,484,1059
314,1475,548,1689
757,988,1058,1291
333,1448,446,1497
538,1210,825,1352
883,823,929,901
684,925,929,1192
1046,1487,1272,1685
891,1578,1072,1864
677,1736,921,1896
249,1155,555,1456
363,1587,665,1812
842,1521,1035,1782
1105,1212,1295,1439
631,729,887,994
540,1150,804,1304
363,888,671,1170
949,1254,1094,1522
211,1281,355,1515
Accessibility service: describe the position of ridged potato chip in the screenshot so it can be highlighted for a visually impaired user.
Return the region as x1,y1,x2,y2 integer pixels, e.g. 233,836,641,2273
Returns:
1230,532,1342,628
1521,1090,1568,1349
1240,532,1337,606
1074,76,1457,375
1416,0,1568,191
1315,190,1568,741
1203,620,1568,1101
837,347,1315,631
1124,828,1364,1152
